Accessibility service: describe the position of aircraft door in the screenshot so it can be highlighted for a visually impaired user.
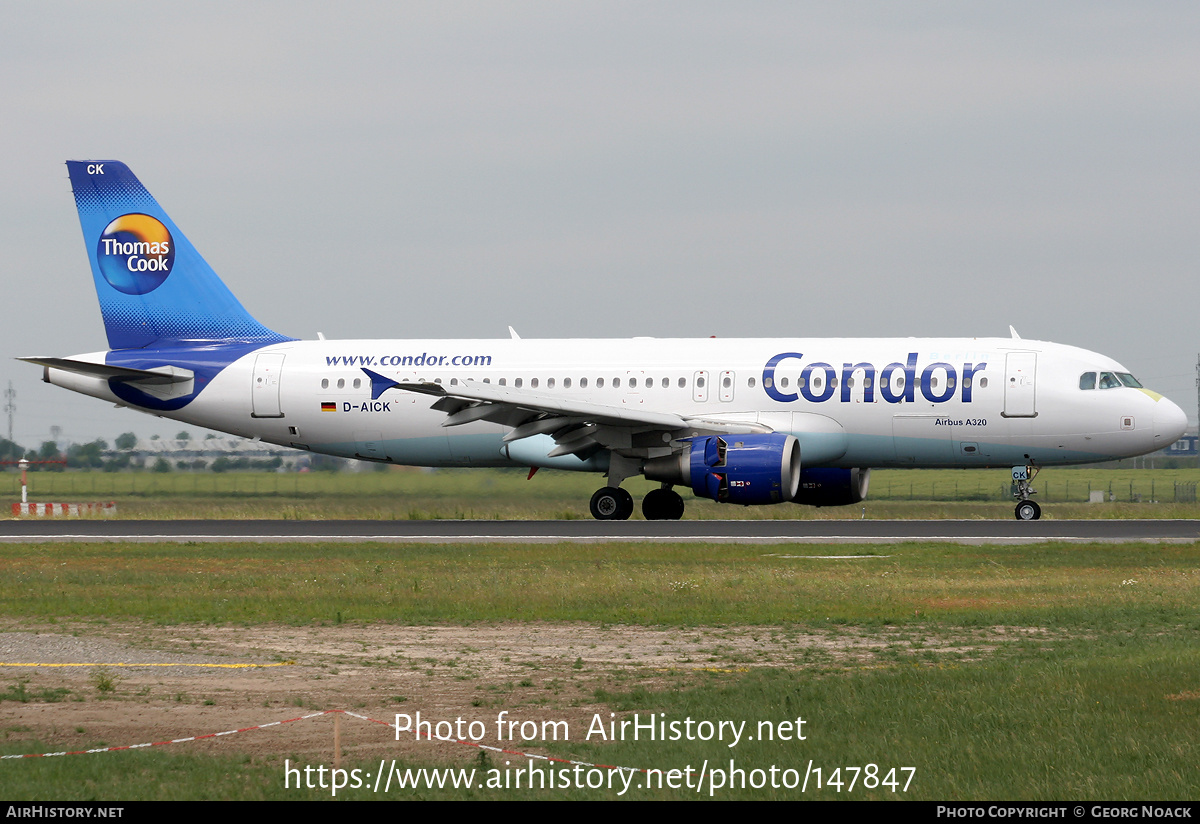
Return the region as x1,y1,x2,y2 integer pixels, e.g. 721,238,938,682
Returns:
251,353,285,418
1003,352,1037,418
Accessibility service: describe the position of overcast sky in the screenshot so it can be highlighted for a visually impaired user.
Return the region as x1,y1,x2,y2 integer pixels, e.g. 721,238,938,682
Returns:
2,2,1197,447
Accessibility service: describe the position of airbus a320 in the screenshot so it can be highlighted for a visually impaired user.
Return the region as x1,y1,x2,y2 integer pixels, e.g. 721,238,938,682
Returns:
21,161,1189,521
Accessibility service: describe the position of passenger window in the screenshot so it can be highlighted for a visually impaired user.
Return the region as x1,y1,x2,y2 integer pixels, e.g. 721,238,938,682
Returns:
1079,372,1096,390
678,377,686,388
661,377,669,388
531,378,539,388
747,377,756,388
515,378,523,388
337,378,345,389
353,378,361,389
547,378,555,388
614,378,621,388
580,377,588,388
499,378,506,386
321,378,329,389
597,378,604,388
979,378,988,388
780,377,788,388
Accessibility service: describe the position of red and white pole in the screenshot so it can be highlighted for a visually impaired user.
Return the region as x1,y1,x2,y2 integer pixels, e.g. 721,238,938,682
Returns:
18,458,28,504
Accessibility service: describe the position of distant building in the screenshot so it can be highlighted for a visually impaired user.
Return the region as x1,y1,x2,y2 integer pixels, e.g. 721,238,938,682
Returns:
1159,434,1197,457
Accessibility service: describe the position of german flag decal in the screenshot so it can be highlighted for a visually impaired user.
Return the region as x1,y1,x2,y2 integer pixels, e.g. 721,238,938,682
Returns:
321,402,336,412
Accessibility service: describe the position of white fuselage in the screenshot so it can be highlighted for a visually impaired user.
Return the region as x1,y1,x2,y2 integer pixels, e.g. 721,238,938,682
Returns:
49,336,1188,472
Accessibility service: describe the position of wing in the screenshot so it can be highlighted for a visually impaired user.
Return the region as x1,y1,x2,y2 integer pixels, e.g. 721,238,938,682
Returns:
362,368,770,461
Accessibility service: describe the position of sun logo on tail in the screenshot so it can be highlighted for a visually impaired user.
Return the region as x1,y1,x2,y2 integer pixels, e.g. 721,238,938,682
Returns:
96,213,175,295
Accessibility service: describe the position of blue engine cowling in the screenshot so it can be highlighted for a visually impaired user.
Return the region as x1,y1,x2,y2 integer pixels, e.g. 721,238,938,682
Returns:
790,467,871,506
645,434,801,505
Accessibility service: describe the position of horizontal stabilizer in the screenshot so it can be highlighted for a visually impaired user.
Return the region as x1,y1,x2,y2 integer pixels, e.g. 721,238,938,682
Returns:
18,356,194,385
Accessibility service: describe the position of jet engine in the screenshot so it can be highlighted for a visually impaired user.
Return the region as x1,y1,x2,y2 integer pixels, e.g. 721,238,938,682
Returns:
644,434,801,505
790,467,870,506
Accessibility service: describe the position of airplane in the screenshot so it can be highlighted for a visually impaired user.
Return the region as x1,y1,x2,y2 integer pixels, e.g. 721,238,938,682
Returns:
19,161,1189,521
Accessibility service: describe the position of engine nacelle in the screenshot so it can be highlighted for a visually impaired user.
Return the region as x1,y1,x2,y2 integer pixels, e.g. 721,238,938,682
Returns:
790,467,870,507
644,434,801,505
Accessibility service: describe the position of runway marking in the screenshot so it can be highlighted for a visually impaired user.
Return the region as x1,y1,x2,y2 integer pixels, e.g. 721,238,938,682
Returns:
0,533,1192,545
2,520,1197,545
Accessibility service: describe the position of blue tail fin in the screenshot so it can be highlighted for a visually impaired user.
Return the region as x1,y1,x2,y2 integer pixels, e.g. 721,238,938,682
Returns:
66,161,291,350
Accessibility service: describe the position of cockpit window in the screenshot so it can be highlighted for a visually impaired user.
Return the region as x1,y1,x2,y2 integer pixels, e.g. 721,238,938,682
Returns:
1083,370,1143,390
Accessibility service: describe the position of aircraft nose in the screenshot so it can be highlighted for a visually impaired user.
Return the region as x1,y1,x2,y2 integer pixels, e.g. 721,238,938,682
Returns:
1153,396,1188,447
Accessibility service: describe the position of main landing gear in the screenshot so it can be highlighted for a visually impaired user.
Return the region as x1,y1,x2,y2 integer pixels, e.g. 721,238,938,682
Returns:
589,487,633,520
1012,462,1041,521
588,485,686,520
589,454,686,521
642,486,686,521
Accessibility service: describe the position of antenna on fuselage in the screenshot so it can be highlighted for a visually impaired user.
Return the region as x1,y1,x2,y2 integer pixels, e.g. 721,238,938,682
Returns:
1009,325,1021,340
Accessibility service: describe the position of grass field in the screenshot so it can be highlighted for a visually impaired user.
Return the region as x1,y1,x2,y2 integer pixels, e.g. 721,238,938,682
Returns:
4,466,1200,520
1,539,1197,799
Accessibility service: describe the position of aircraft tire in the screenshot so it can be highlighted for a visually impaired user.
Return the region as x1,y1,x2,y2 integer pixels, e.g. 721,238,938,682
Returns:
642,488,685,521
591,487,634,520
666,489,685,520
1014,500,1041,521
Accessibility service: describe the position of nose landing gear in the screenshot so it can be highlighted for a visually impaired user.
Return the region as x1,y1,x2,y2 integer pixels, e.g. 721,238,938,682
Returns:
1012,462,1041,521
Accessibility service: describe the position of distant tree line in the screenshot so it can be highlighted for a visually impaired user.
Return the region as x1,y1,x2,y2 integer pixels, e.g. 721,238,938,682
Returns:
0,432,346,472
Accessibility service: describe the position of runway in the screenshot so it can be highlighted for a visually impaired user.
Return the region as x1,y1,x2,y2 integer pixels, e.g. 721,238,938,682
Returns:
1,519,1198,543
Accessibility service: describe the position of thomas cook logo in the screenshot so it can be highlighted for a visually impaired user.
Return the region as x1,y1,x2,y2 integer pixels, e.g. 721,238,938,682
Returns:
96,213,174,295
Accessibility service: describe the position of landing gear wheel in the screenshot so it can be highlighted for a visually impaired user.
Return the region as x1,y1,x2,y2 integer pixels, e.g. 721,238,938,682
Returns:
1015,500,1041,521
590,487,634,520
642,488,686,521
